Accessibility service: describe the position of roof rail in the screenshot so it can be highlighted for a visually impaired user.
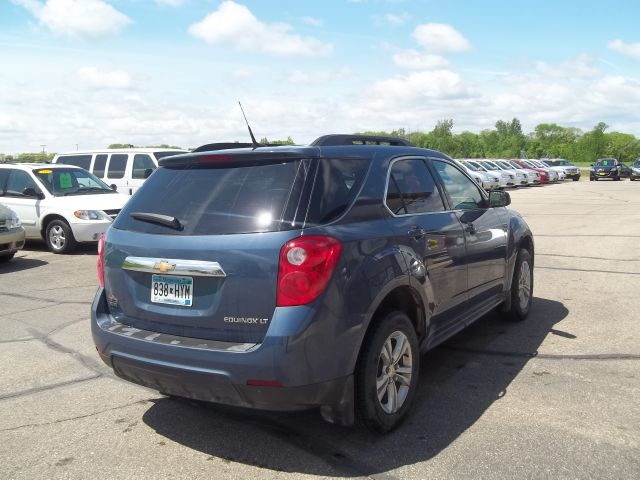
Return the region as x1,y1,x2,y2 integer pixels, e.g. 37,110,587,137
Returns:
310,134,414,147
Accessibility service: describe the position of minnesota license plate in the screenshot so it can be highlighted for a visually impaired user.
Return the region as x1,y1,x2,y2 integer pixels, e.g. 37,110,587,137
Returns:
151,274,193,307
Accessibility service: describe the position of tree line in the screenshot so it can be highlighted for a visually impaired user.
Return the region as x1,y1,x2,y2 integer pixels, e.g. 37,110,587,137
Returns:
2,122,639,164
358,120,640,164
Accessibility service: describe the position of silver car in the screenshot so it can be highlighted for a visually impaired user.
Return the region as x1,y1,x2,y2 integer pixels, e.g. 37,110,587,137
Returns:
0,203,25,263
458,160,501,190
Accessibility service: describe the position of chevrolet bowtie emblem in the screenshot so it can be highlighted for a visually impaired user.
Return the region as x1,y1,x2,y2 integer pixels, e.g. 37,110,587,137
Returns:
153,261,176,273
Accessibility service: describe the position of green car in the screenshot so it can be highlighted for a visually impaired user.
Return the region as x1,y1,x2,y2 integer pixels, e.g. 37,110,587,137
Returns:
0,203,25,262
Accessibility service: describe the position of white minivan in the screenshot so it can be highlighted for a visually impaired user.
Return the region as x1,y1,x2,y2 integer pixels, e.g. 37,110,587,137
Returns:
52,148,187,195
0,163,129,253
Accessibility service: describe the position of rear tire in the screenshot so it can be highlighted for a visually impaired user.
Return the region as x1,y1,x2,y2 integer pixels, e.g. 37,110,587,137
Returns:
503,248,533,322
45,219,77,254
0,253,15,263
355,311,420,433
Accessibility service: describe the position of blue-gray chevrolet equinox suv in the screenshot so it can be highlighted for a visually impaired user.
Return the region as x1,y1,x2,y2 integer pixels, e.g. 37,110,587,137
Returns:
92,134,534,432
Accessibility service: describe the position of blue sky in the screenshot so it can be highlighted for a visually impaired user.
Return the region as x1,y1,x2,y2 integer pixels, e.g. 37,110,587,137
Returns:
1,0,639,153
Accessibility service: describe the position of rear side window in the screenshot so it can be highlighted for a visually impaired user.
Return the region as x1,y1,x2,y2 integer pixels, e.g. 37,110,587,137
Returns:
0,169,8,195
93,154,107,178
56,155,92,171
385,159,445,215
107,154,128,179
4,170,38,197
132,154,156,179
305,158,369,225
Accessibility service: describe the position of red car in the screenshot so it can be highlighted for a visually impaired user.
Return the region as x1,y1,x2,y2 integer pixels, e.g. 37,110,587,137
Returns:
512,159,549,184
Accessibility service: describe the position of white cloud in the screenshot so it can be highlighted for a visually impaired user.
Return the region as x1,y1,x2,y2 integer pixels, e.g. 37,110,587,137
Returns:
287,68,351,85
392,50,449,69
78,67,133,89
412,23,470,53
188,1,332,57
363,70,477,112
536,54,600,79
12,0,131,39
608,39,640,61
383,12,409,26
155,0,186,6
300,16,323,27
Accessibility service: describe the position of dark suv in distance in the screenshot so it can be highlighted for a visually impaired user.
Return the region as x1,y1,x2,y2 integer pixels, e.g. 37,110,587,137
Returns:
92,134,535,432
590,158,624,181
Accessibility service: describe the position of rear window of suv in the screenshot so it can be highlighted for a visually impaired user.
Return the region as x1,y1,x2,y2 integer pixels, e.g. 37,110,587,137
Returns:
114,157,369,235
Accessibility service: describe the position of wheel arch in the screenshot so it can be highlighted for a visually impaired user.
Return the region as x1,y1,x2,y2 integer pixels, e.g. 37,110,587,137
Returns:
40,213,71,239
354,284,428,372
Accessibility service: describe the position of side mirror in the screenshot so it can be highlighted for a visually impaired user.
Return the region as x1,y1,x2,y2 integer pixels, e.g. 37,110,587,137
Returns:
489,190,510,208
23,187,44,199
143,168,153,179
110,184,118,191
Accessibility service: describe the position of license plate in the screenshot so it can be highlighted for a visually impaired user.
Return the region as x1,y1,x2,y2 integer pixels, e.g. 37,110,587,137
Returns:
151,274,193,307
599,172,606,176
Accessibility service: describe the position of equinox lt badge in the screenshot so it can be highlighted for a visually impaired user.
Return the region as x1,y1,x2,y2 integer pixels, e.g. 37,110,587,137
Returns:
224,317,269,325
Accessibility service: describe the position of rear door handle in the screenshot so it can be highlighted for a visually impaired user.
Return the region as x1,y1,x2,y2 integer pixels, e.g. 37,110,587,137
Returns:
408,226,426,239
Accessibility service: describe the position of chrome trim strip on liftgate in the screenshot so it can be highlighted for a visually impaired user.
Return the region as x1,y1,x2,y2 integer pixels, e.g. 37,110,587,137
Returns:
122,257,227,277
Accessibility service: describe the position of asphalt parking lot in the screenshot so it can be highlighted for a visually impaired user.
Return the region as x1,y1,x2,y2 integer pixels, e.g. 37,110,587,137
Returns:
1,180,639,480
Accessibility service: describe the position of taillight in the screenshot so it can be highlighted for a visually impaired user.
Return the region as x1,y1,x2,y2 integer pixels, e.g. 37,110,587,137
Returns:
276,235,342,307
97,233,105,288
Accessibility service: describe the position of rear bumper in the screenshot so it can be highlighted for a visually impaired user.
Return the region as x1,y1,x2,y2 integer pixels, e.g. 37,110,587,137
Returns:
91,288,355,424
0,227,25,255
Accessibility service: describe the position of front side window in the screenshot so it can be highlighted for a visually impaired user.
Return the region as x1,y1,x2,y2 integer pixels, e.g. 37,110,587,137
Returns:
432,160,485,210
385,158,445,215
107,154,128,179
132,154,156,179
5,170,39,197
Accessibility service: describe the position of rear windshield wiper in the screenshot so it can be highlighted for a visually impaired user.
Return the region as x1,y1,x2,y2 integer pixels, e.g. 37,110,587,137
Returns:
130,212,183,231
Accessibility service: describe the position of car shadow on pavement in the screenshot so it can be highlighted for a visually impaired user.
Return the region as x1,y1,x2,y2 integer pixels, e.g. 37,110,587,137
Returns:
22,241,98,256
0,256,47,273
142,297,567,477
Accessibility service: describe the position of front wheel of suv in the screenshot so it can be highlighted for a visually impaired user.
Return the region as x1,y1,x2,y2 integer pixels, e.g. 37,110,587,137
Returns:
355,311,420,433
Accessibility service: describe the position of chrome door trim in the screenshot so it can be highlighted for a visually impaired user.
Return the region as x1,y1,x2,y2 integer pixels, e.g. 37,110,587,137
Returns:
122,257,227,277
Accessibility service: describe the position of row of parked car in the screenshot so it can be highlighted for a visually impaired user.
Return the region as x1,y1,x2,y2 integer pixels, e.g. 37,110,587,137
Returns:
456,158,581,191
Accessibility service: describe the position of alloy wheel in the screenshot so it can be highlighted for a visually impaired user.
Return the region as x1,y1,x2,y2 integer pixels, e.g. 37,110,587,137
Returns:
518,260,532,310
376,331,413,414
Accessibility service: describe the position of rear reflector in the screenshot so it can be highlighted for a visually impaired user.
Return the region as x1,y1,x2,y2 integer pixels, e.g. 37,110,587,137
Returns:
97,233,105,288
246,380,283,388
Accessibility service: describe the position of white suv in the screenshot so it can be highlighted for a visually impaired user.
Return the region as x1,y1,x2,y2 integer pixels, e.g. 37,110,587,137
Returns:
0,163,129,253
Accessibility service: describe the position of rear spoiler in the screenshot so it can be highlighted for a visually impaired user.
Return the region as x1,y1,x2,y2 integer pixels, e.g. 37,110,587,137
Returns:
158,150,316,168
